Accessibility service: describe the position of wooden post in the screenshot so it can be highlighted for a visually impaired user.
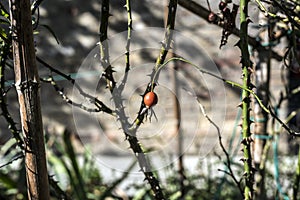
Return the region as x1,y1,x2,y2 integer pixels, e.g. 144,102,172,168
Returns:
253,16,270,200
9,0,50,199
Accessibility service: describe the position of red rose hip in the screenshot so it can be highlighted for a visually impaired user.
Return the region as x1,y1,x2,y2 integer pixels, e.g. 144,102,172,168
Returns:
144,91,158,108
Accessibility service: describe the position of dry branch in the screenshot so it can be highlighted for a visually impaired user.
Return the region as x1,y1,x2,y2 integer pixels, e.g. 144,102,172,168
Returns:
178,0,282,61
9,0,50,199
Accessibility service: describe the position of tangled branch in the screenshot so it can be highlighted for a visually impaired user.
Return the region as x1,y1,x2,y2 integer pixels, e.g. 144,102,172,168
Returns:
37,57,114,115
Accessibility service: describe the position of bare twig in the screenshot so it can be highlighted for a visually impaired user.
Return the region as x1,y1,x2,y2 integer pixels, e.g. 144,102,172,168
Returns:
153,56,300,138
41,76,110,113
269,105,300,137
37,57,114,115
31,0,45,15
99,160,137,200
198,101,244,197
98,1,175,199
0,153,24,168
48,176,72,200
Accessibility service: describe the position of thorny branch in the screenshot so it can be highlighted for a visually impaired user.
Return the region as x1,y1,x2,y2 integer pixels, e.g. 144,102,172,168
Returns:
219,3,239,48
0,42,23,148
118,0,133,93
10,0,50,197
153,56,300,138
1,0,298,199
125,0,132,74
132,0,178,129
177,0,283,61
37,57,114,115
0,152,24,168
239,0,255,196
1,4,77,198
97,1,179,199
40,76,108,113
99,0,116,92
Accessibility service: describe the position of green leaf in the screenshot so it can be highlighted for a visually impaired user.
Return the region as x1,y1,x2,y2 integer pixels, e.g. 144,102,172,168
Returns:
169,191,181,200
63,129,87,199
0,171,17,189
0,18,9,25
133,188,148,200
0,9,9,19
0,27,7,40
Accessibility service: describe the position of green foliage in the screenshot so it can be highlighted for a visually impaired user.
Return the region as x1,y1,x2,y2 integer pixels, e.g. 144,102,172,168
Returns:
1,128,131,200
126,158,244,200
0,3,9,42
0,139,26,199
46,130,104,199
0,129,298,199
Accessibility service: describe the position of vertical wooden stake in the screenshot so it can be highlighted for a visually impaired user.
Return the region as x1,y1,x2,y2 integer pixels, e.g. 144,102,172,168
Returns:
253,6,272,198
9,0,50,199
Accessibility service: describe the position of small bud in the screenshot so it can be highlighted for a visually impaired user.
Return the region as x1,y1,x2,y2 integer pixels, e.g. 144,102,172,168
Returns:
219,1,227,10
208,12,217,23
